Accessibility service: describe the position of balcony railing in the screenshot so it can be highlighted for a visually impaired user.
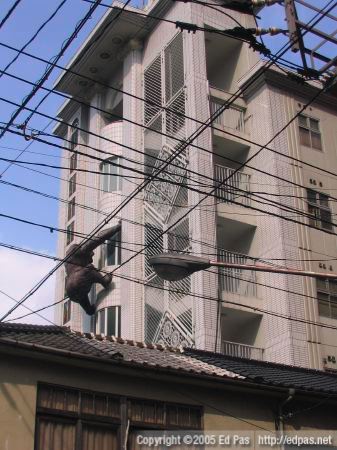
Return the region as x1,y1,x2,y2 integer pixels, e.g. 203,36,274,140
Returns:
214,164,251,206
218,249,257,297
210,98,246,133
222,340,264,361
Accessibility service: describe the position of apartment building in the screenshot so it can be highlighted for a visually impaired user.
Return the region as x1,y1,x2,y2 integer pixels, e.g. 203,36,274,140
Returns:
53,0,337,370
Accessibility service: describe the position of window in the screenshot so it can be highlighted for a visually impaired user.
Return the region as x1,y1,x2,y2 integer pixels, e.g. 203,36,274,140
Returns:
66,221,75,245
69,119,79,151
317,279,337,319
67,197,76,221
35,384,120,450
298,114,322,150
96,306,121,336
106,227,121,266
307,189,333,231
70,153,77,173
100,227,121,268
100,157,122,192
68,174,76,197
63,300,71,324
35,384,202,450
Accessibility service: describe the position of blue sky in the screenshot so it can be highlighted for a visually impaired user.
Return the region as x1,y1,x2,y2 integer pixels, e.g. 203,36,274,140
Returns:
0,0,333,323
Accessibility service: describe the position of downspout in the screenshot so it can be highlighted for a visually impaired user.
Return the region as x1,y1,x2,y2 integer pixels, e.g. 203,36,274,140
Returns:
277,388,295,449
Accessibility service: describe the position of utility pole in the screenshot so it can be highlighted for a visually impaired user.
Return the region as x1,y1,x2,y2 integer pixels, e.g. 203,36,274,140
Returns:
284,0,337,81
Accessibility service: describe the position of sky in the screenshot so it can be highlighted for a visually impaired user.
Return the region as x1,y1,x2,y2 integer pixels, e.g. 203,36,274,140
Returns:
0,0,334,325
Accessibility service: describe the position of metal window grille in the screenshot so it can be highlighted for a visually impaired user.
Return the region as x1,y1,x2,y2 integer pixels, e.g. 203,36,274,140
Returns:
298,114,322,150
167,218,190,253
144,56,162,125
100,157,122,192
222,340,264,361
307,189,333,230
164,33,184,104
144,212,164,279
166,91,185,136
210,99,245,132
144,116,163,175
214,164,251,206
218,249,257,297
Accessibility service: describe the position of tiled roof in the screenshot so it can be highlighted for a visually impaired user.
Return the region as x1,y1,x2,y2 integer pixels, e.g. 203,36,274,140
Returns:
0,323,239,380
2,324,337,394
184,348,337,394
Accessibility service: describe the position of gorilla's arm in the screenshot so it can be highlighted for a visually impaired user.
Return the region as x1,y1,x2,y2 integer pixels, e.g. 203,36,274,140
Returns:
81,224,120,255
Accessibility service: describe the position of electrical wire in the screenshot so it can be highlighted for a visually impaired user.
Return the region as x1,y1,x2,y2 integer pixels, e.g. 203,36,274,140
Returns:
3,49,337,185
4,242,337,334
0,0,22,29
3,176,337,268
0,288,56,326
0,0,104,141
0,0,68,82
2,91,337,230
1,1,332,321
2,146,337,236
22,0,133,128
108,0,337,281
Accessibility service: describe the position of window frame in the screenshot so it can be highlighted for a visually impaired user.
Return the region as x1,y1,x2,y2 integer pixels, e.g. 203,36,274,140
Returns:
69,153,77,174
63,300,71,324
106,228,121,267
317,279,337,320
306,189,333,231
67,197,76,221
35,383,203,450
100,157,122,193
298,113,322,151
95,306,121,336
69,119,79,152
68,174,76,197
66,221,75,246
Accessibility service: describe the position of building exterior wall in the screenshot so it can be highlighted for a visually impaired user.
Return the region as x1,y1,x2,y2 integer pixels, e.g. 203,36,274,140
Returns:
2,351,337,450
53,0,337,370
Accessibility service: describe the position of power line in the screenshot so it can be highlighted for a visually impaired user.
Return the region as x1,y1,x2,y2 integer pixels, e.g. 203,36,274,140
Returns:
0,288,56,326
109,72,336,287
0,119,54,178
4,241,337,334
22,0,133,128
0,0,68,82
4,176,337,268
0,0,104,141
3,90,337,230
3,49,337,185
2,55,337,207
1,2,330,321
2,145,337,236
0,0,22,29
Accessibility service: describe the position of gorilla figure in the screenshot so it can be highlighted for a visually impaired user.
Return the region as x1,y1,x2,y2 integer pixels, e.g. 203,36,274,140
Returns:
65,225,120,315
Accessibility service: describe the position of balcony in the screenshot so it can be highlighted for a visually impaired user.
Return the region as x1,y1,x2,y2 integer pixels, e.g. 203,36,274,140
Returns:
210,97,246,133
222,340,264,361
214,164,251,207
218,249,257,298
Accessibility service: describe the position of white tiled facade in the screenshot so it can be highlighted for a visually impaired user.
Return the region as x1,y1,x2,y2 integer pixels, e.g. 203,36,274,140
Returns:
54,0,337,370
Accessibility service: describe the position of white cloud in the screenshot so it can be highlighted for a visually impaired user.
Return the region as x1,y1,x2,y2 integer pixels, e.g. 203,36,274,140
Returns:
0,247,56,325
